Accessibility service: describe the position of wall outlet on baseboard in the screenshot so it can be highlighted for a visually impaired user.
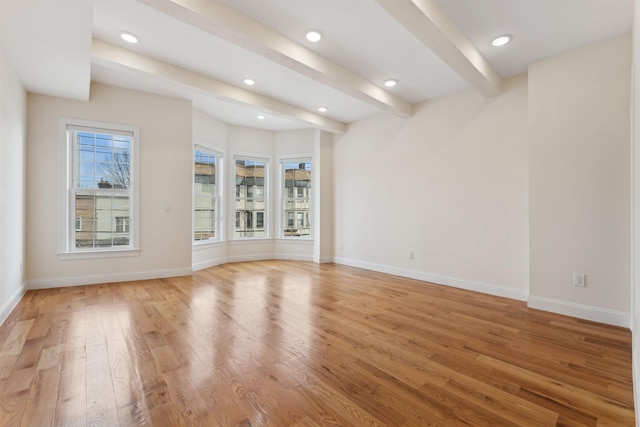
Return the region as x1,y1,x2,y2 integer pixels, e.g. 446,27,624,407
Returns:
573,273,586,287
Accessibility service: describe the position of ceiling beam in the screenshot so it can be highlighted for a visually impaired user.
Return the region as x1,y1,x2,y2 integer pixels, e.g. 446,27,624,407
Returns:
135,0,412,118
91,39,347,134
376,0,502,98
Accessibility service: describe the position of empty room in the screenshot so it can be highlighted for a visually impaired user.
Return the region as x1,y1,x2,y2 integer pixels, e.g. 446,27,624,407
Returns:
1,0,640,425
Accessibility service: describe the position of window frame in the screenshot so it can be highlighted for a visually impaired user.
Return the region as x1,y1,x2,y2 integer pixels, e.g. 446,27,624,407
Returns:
232,154,270,240
279,157,312,240
193,144,224,245
58,118,140,259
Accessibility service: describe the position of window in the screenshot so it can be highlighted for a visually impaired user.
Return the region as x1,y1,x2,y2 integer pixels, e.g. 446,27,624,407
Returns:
235,157,268,238
62,120,139,254
115,216,130,233
256,212,264,229
282,159,311,238
194,146,222,242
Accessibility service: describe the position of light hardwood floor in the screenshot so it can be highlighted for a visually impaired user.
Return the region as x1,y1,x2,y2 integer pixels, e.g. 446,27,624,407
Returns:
0,260,634,426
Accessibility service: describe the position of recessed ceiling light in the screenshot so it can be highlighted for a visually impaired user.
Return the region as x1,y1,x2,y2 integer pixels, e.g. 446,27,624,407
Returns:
491,35,512,47
384,79,398,88
257,115,265,120
306,30,323,42
120,32,138,44
243,78,256,86
318,106,328,113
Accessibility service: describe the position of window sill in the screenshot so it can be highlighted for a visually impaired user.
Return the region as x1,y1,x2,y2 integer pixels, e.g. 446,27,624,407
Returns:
229,238,273,245
58,248,141,261
275,238,314,244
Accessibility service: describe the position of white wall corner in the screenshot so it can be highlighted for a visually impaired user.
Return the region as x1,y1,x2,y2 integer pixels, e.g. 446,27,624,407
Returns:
0,282,26,327
528,295,631,328
334,257,528,302
27,268,193,290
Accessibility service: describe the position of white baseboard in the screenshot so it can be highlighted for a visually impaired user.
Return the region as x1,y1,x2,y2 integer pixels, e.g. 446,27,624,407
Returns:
225,253,276,264
274,253,314,262
0,282,26,327
314,256,334,264
634,346,640,426
527,296,630,328
333,257,528,301
27,267,193,290
192,257,228,271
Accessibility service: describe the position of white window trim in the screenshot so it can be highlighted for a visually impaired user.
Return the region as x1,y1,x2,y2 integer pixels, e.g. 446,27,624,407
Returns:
193,144,224,246
58,118,141,259
231,153,271,240
278,156,313,240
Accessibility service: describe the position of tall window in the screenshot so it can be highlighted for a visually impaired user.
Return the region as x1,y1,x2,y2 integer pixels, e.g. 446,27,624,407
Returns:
64,121,139,253
235,157,267,238
194,147,222,242
282,159,311,238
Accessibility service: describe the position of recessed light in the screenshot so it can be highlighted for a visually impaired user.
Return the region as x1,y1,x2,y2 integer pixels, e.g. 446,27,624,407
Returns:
257,115,265,120
318,106,328,113
384,79,398,88
243,78,256,86
306,30,323,42
120,32,138,44
491,34,512,47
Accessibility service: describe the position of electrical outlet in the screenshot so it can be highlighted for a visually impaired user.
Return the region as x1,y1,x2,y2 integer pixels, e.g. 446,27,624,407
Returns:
573,273,586,287
408,251,414,260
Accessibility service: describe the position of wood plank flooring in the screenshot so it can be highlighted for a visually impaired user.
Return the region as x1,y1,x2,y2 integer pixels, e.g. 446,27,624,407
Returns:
0,260,634,426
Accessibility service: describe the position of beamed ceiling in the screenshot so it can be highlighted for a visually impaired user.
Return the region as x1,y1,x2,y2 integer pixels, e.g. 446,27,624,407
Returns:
0,0,633,132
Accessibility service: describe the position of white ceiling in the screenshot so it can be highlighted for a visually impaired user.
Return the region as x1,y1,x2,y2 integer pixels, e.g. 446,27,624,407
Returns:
0,0,634,132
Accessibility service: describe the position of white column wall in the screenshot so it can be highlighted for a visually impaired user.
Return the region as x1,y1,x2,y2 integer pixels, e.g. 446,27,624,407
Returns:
528,34,632,326
0,35,28,323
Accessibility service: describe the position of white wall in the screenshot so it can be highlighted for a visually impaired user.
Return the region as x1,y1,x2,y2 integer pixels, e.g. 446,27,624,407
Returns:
26,83,193,287
315,130,334,263
334,74,529,301
631,0,640,418
0,40,27,323
529,34,632,326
